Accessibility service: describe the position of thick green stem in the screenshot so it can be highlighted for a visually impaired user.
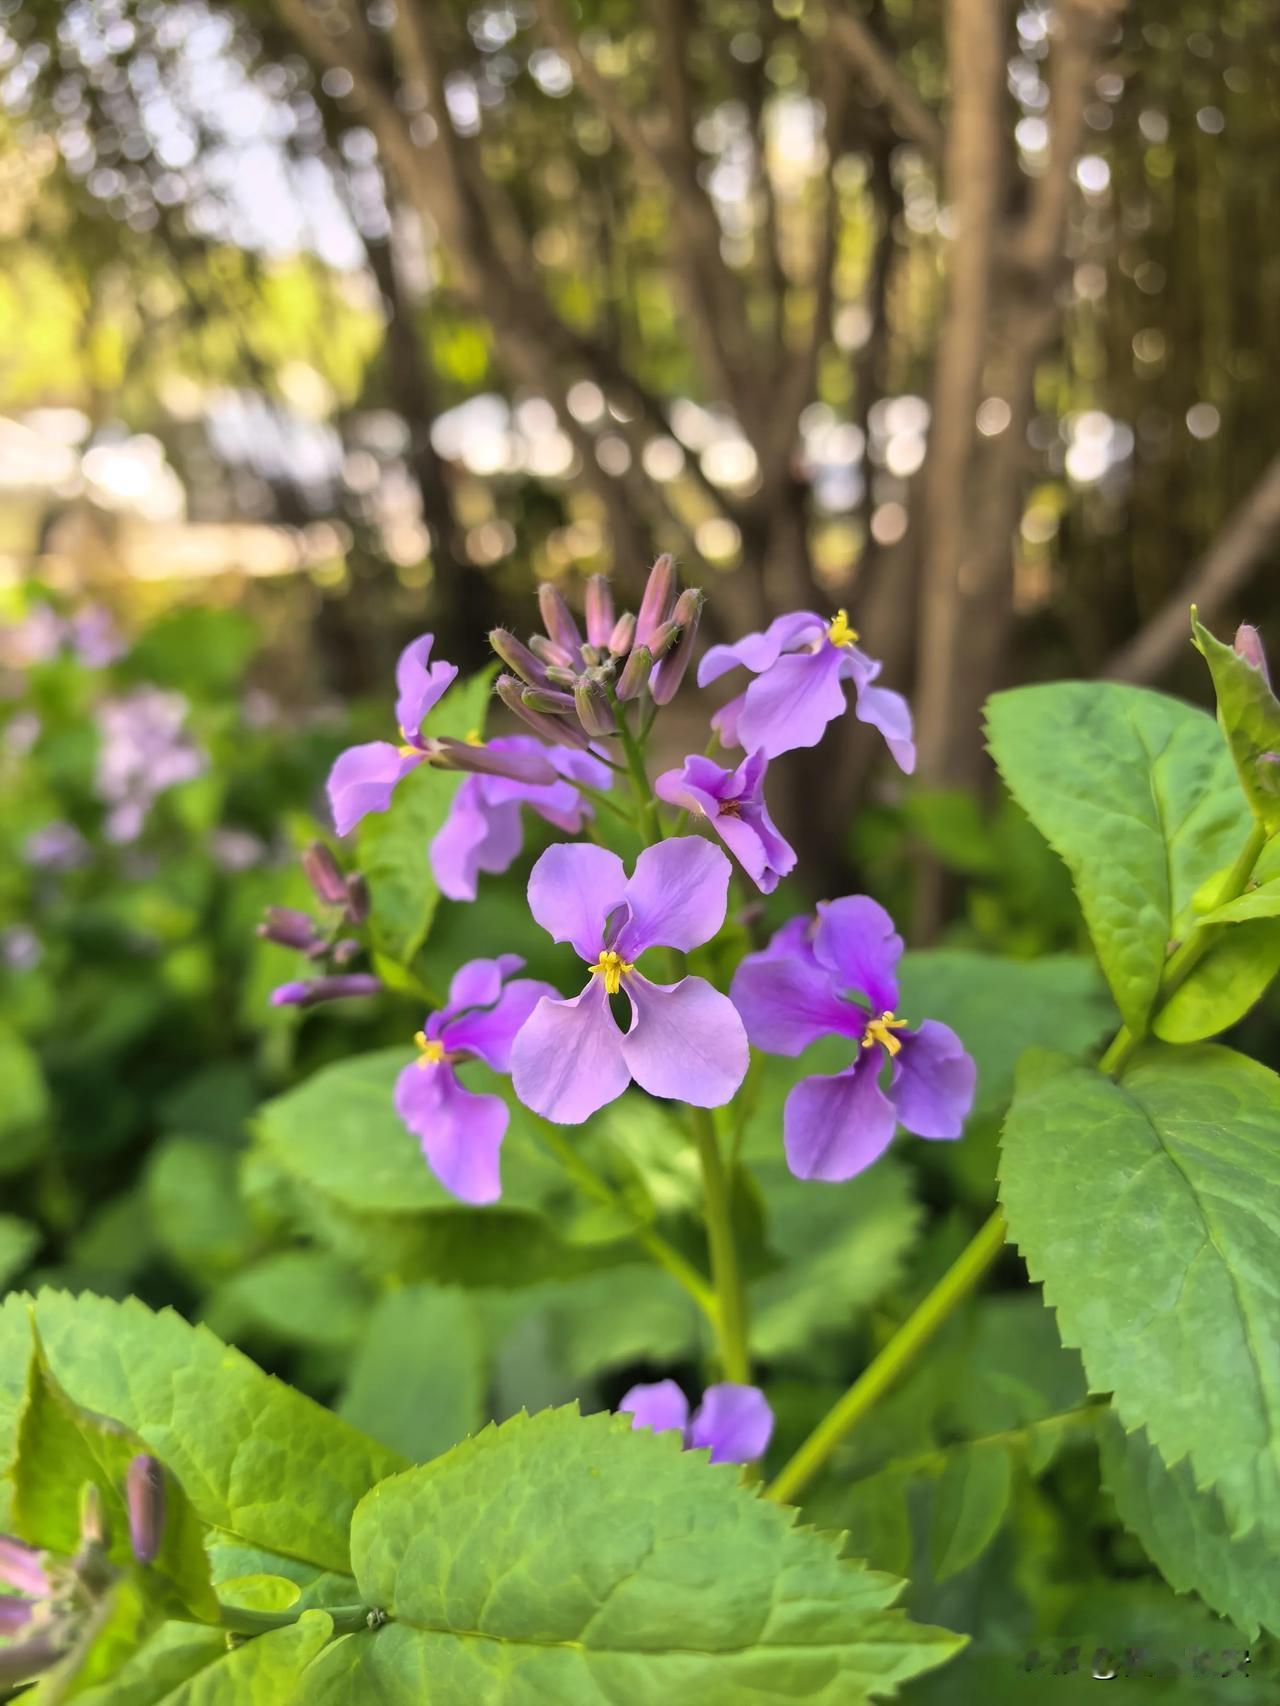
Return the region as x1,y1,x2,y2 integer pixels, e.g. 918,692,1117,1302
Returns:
216,1602,374,1638
692,1106,752,1384
610,694,665,843
533,1118,717,1321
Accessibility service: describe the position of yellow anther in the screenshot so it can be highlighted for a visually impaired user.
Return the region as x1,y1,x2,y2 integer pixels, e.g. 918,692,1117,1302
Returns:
464,728,483,746
862,1010,909,1057
827,609,859,648
589,949,635,996
414,1030,447,1066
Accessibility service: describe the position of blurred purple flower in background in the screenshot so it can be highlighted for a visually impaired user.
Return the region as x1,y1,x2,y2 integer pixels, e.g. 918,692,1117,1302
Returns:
1,925,42,971
619,1379,774,1465
94,687,205,843
23,821,89,873
655,750,795,893
732,896,975,1181
0,607,63,670
68,606,125,668
699,608,914,770
510,839,748,1123
395,955,555,1203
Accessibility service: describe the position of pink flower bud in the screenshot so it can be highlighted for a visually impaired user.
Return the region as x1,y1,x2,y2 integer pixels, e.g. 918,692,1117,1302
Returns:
608,611,636,656
301,843,349,907
584,575,615,649
496,676,592,748
1234,623,1272,687
650,588,704,705
257,907,325,954
126,1456,166,1565
489,628,550,687
529,634,575,670
537,583,583,658
636,554,676,648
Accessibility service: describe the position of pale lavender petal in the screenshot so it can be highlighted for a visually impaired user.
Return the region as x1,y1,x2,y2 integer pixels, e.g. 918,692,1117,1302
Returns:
713,808,795,895
813,896,902,1012
394,1059,508,1204
620,973,747,1107
854,683,916,774
696,611,824,687
688,1384,774,1464
429,786,524,902
784,1057,898,1181
446,954,526,1016
614,837,731,957
618,1379,690,1438
551,745,614,790
394,634,458,736
327,741,422,837
759,913,817,961
711,691,747,749
730,949,861,1054
510,981,630,1123
0,1537,49,1598
891,1019,976,1139
445,978,558,1071
737,644,848,758
654,761,723,819
527,843,626,959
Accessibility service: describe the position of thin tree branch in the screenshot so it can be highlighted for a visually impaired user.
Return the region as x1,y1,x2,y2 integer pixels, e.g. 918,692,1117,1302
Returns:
823,0,945,161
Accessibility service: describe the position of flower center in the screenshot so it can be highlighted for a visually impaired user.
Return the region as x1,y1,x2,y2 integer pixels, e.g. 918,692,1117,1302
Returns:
862,1010,908,1057
717,798,743,818
414,1030,447,1066
589,949,634,996
827,609,859,648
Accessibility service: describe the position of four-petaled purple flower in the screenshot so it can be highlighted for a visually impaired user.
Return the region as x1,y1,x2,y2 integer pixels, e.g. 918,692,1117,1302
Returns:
731,896,974,1181
698,608,914,770
430,738,613,902
655,751,796,894
395,955,555,1204
327,634,459,836
619,1380,774,1465
510,839,749,1123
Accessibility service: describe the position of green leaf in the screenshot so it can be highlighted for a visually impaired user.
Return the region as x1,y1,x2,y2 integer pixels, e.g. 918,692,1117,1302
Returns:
1100,1415,1280,1640
0,1022,50,1176
0,1292,405,1574
31,1573,156,1704
1152,917,1280,1041
999,1045,1280,1543
11,1330,218,1624
338,1286,485,1461
145,1138,257,1285
357,667,494,965
0,1214,39,1288
985,684,1251,1031
204,1250,371,1350
929,1441,1014,1582
69,1612,334,1706
301,1406,964,1704
1192,610,1280,834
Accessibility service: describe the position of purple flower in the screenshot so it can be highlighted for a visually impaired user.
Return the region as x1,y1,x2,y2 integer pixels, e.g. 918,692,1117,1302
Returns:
68,605,125,668
430,739,613,902
95,687,205,842
654,751,796,894
326,633,458,836
0,1536,49,1600
698,609,914,770
395,956,555,1203
23,821,89,872
731,897,975,1181
619,1380,774,1465
510,839,749,1124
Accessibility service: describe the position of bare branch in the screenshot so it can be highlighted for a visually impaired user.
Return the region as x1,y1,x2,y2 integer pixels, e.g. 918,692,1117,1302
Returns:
1102,451,1280,683
823,1,945,161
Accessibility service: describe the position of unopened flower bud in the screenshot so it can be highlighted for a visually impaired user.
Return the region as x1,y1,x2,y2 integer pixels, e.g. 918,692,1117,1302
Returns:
270,974,382,1009
426,736,558,785
537,582,583,658
650,588,704,705
584,575,615,650
0,1536,48,1599
126,1456,166,1565
646,619,681,660
521,685,577,715
574,677,614,738
1234,623,1272,687
496,676,592,749
543,665,578,688
343,873,369,924
79,1482,109,1549
489,628,550,687
528,634,575,670
608,611,636,656
301,843,349,908
615,645,653,702
636,553,676,647
257,907,325,955
330,937,361,966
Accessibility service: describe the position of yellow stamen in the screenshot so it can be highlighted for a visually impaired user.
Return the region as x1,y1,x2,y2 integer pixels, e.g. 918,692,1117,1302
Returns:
414,1030,447,1066
862,1010,909,1057
589,949,635,996
398,744,419,758
827,608,859,648
464,728,483,746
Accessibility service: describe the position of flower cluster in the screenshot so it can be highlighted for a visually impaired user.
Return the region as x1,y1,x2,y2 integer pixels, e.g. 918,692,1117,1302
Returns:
94,686,205,844
262,843,379,1009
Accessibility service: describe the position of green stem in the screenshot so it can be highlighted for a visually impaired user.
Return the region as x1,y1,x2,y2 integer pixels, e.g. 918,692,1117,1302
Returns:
574,778,640,834
692,1106,752,1384
533,1118,717,1321
766,1210,1008,1504
216,1602,374,1638
609,692,665,842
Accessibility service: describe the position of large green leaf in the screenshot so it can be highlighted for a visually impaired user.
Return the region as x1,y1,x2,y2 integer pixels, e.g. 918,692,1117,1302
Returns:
338,1285,486,1462
928,1440,1014,1582
999,1045,1280,1543
301,1406,964,1704
1100,1416,1280,1640
357,666,494,965
1152,917,1280,1042
985,684,1251,1031
0,1292,404,1573
1201,835,1280,925
69,1612,334,1706
1192,610,1280,835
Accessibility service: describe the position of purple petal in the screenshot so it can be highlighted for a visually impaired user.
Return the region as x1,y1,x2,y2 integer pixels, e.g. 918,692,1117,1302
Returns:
614,837,731,957
551,745,614,790
688,1384,774,1464
444,978,558,1071
394,1059,507,1204
327,741,422,837
696,611,824,687
813,896,902,1013
270,974,380,1008
429,786,524,902
730,949,861,1055
853,682,916,774
618,1379,690,1438
394,634,458,736
510,981,630,1124
654,756,727,816
710,691,747,749
446,955,526,1016
737,644,848,758
712,807,796,895
892,1019,976,1139
620,973,748,1107
527,843,626,959
0,1537,49,1599
784,1057,899,1181
0,1598,34,1635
